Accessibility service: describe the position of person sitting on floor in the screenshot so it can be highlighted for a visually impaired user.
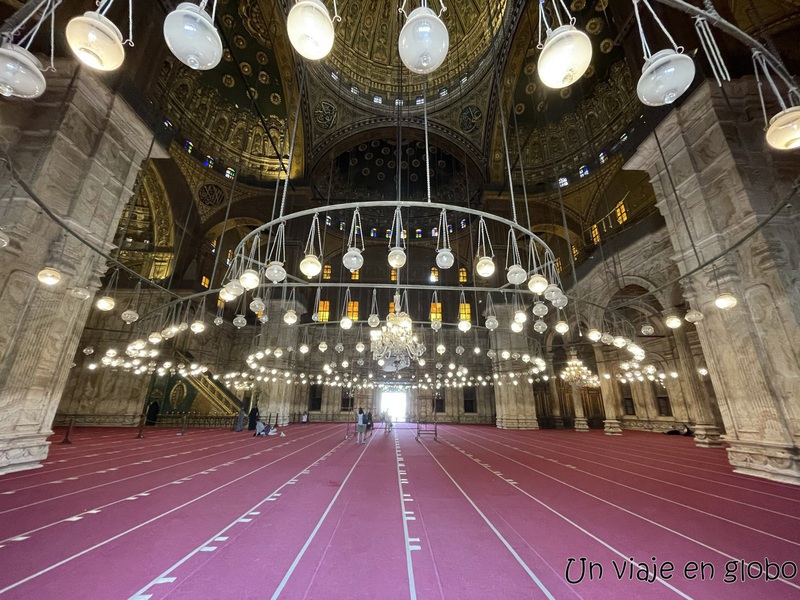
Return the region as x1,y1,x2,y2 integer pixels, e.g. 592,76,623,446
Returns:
267,425,278,436
254,420,267,436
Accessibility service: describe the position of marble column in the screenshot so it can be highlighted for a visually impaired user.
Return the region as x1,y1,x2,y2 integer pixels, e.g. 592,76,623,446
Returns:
670,326,723,447
625,79,800,484
570,382,590,431
0,62,160,474
545,354,565,428
592,345,623,435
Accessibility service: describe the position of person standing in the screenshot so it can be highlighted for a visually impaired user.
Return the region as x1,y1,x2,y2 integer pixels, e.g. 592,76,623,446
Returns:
356,407,366,444
385,412,393,433
248,405,259,431
301,412,308,424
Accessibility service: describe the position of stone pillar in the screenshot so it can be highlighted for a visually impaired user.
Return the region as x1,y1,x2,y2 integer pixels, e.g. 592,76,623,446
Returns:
570,383,590,431
625,79,800,483
670,326,723,447
0,62,159,474
545,354,565,428
592,345,622,435
489,304,538,429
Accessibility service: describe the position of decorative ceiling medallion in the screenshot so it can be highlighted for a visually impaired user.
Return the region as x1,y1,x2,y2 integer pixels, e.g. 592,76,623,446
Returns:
314,100,337,130
584,64,595,78
570,0,586,11
223,49,232,62
270,92,281,105
595,0,608,10
240,61,252,75
525,82,537,95
515,103,525,115
198,183,226,207
560,87,572,98
233,35,246,49
249,87,258,99
459,105,483,133
258,71,269,84
524,62,536,76
600,38,614,54
256,51,268,65
222,74,235,88
222,14,234,28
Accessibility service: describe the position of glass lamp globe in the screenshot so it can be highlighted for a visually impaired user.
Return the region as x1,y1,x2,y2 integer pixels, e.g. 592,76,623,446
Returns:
641,324,655,336
0,43,46,99
343,247,364,272
121,309,139,324
367,313,380,327
485,315,499,331
587,328,602,342
287,0,335,60
318,341,328,352
766,106,800,150
436,343,446,355
475,256,495,278
398,7,449,75
284,309,298,325
612,336,627,348
532,302,548,317
513,309,527,324
148,331,163,344
500,350,511,360
179,322,189,332
554,321,570,334
224,279,245,297
66,11,125,71
538,25,592,89
249,297,266,313
355,341,365,353
340,316,353,330
665,315,682,329
163,3,222,70
233,314,247,328
37,267,61,286
543,284,562,301
552,295,569,309
274,348,284,358
299,253,322,278
190,320,206,334
637,49,695,107
685,309,704,323
299,343,310,354
388,246,407,269
265,261,287,283
436,248,455,269
507,264,527,286
96,295,115,311
715,292,737,310
219,288,235,302
600,332,613,345
70,287,91,300
431,319,442,331
510,321,524,333
458,319,472,332
213,316,224,326
528,273,548,294
239,268,260,290
533,319,548,334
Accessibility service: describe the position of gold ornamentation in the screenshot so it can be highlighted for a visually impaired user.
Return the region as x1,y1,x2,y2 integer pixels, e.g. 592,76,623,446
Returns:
258,71,270,84
459,105,483,134
222,74,235,88
256,51,268,65
570,0,586,10
240,62,252,76
169,381,187,409
600,38,614,54
586,16,604,35
270,92,281,105
233,35,246,49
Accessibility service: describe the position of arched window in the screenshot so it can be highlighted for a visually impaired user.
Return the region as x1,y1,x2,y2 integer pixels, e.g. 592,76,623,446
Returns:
323,265,332,280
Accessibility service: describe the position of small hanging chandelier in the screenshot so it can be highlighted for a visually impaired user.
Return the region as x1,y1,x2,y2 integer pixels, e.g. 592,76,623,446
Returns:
398,0,449,75
238,236,262,290
474,217,495,278
340,288,354,329
457,290,471,332
484,292,498,331
505,228,527,285
435,208,454,269
0,0,57,99
343,207,365,273
299,213,323,278
387,206,407,269
537,0,592,89
632,0,696,107
287,0,339,60
163,0,222,70
265,222,287,283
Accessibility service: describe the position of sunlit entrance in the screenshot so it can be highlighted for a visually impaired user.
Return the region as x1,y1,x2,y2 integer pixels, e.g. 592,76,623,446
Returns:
380,391,407,423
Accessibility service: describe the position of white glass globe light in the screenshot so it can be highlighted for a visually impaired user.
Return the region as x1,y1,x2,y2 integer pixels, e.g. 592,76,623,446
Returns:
510,321,523,333
284,309,298,325
458,319,472,332
475,256,495,278
239,268,260,290
224,279,245,297
398,7,449,75
507,264,527,286
528,274,548,294
601,332,614,345
318,341,328,352
66,12,125,71
249,297,266,313
0,43,46,99
233,314,247,328
538,25,592,89
766,106,800,150
533,319,547,334
121,309,139,324
299,343,310,354
265,261,286,283
343,247,364,272
213,316,224,326
665,315,682,329
367,314,380,328
430,319,442,331
613,336,627,348
299,253,322,278
715,292,737,310
274,348,284,358
500,350,511,360
355,341,365,353
287,0,335,61
436,343,446,355
685,309,704,323
514,309,527,324
388,246,407,269
543,284,562,301
148,331,163,344
554,320,570,334
96,296,115,311
70,287,91,300
37,267,61,286
163,3,222,70
587,328,602,342
190,320,206,334
641,324,655,336
637,49,695,107
340,316,353,330
436,248,455,269
532,302,549,318
485,315,499,331
219,288,236,302
552,295,569,309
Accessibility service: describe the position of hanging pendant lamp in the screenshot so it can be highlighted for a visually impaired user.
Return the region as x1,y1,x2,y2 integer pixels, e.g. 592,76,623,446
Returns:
536,1,591,89
164,1,222,70
287,0,337,60
66,11,125,71
398,1,449,75
0,43,46,99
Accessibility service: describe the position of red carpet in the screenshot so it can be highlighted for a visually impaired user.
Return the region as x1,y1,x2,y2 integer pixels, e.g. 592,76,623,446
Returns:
0,425,798,599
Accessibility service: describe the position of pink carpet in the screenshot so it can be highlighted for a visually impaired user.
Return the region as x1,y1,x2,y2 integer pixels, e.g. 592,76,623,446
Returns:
0,424,798,599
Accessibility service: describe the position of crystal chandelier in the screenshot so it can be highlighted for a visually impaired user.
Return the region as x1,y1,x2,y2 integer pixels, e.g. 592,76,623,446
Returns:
371,292,425,371
560,351,596,385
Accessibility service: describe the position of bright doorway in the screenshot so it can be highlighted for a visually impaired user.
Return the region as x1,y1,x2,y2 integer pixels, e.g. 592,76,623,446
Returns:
381,391,407,423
